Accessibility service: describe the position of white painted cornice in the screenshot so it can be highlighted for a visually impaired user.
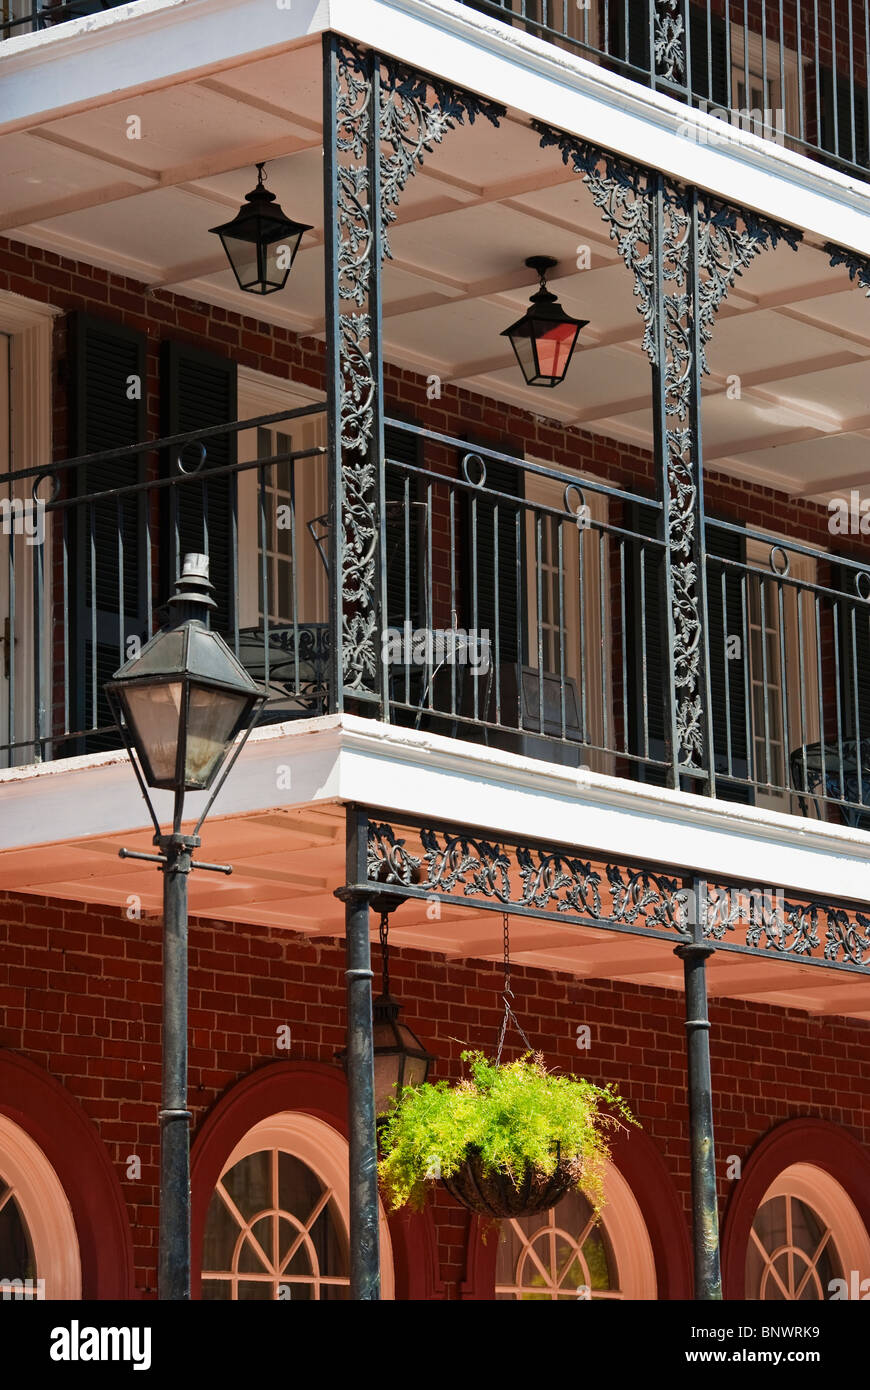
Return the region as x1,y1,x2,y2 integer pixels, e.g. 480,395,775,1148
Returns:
2,0,870,253
2,713,870,905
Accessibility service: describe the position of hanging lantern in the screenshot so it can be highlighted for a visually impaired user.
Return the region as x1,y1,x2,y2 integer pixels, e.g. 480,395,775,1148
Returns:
338,904,435,1115
372,907,434,1113
502,256,587,387
209,163,311,296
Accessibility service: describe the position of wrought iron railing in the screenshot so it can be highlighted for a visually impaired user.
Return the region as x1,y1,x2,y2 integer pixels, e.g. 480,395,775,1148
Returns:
461,1,870,180
0,405,329,762
0,0,126,39
3,407,869,829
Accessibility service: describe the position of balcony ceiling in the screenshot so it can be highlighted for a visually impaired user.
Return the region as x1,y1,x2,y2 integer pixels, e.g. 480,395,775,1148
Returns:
3,35,870,501
0,798,867,1020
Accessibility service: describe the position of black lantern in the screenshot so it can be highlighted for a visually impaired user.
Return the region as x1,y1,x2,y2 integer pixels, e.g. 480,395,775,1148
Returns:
210,163,311,296
105,553,267,812
372,908,435,1114
502,256,587,387
338,903,435,1116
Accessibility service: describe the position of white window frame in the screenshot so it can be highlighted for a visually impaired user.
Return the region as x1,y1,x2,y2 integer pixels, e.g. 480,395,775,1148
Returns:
747,1163,870,1301
495,1161,657,1300
524,459,612,774
236,367,327,632
0,292,58,768
743,534,819,814
0,1113,81,1300
201,1111,395,1301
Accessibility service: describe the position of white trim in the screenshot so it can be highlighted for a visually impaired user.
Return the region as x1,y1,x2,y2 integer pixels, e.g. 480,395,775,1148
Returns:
211,1111,395,1299
4,713,870,905
2,1,870,252
0,291,62,330
0,1113,81,1300
237,365,325,414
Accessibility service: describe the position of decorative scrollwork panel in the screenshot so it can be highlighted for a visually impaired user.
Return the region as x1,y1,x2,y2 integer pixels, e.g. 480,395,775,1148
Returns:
326,38,503,699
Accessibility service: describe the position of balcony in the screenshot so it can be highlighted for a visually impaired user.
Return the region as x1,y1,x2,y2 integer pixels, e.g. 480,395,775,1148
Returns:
0,0,125,39
4,404,870,832
461,1,870,182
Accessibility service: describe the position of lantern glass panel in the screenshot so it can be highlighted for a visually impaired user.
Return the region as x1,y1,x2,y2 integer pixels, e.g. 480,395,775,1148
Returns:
219,233,261,292
533,319,579,382
184,685,252,789
508,324,537,383
374,1051,402,1116
122,681,184,786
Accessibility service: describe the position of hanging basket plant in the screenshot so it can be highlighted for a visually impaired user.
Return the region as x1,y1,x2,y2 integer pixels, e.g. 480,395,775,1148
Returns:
378,1050,635,1220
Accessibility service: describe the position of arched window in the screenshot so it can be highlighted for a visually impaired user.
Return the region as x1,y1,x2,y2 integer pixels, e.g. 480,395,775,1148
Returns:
0,1114,81,1300
494,1163,657,1300
746,1163,870,1301
201,1113,394,1300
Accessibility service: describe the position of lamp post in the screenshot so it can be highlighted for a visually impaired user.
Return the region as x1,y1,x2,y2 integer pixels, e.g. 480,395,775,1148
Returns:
105,554,266,1301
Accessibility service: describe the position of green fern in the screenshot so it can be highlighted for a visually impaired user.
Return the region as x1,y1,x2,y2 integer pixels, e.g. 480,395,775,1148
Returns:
378,1051,636,1213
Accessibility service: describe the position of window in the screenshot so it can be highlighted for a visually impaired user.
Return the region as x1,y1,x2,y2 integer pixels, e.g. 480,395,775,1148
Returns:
200,1113,394,1301
236,369,327,632
524,465,611,773
747,1194,841,1300
496,1191,620,1299
495,1164,656,1300
202,1147,350,1301
746,1164,870,1301
0,295,56,768
0,1113,81,1299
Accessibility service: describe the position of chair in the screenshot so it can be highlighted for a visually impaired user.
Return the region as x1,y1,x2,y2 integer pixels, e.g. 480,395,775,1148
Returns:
236,622,329,723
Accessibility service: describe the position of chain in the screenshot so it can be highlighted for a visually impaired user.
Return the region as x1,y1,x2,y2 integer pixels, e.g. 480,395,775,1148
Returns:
379,909,390,997
495,911,533,1065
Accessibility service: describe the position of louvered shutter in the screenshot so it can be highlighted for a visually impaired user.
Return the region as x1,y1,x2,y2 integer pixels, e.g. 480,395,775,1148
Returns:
69,313,147,751
819,68,870,170
161,341,237,636
688,7,728,107
625,500,668,784
384,425,422,630
607,0,651,77
608,3,728,102
706,522,752,803
831,560,870,741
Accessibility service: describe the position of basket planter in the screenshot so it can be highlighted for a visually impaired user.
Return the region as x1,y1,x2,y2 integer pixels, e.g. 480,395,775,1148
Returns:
377,1051,635,1216
440,1149,584,1218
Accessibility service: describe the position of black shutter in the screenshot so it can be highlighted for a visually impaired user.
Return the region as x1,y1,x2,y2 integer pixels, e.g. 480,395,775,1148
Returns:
625,500,668,783
161,341,237,635
607,0,651,77
688,6,728,107
819,68,870,170
384,425,422,631
69,312,147,751
706,522,752,803
461,449,523,666
831,561,870,741
608,3,727,103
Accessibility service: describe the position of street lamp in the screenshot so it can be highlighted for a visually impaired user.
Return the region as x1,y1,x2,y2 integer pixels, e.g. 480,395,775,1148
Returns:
209,162,312,296
105,553,266,1300
502,256,588,387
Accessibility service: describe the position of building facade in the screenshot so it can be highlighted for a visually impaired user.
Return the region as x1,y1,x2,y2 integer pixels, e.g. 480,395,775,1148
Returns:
1,0,870,1302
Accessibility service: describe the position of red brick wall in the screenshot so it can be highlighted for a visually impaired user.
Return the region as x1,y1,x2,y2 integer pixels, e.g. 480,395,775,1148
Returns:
0,889,868,1298
0,233,840,558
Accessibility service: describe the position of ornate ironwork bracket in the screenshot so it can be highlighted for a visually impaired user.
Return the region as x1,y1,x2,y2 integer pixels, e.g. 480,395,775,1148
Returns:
363,813,869,972
534,123,799,780
324,36,504,706
826,243,870,294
